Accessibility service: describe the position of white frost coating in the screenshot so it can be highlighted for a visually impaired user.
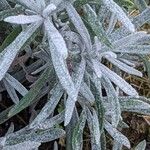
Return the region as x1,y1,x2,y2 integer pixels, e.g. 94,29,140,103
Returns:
113,31,147,48
42,4,56,18
0,22,41,81
99,63,139,96
66,3,92,51
101,51,117,59
104,56,143,77
44,18,68,59
65,59,86,126
4,15,43,24
104,120,131,149
4,73,28,96
102,0,135,32
92,59,102,78
92,110,100,145
3,141,41,150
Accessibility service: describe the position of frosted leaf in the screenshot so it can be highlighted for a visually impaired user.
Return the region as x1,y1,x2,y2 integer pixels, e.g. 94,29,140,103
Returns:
134,0,148,12
8,68,52,118
135,140,146,150
5,122,14,135
3,141,41,150
3,79,20,104
30,84,63,128
86,107,101,149
80,82,95,104
0,22,41,81
72,109,86,150
104,56,142,77
34,111,65,130
83,4,112,47
5,128,65,145
92,59,102,78
99,63,138,96
104,120,130,149
121,99,150,115
0,137,6,147
102,0,135,32
35,0,46,10
113,45,150,54
113,31,147,47
0,0,10,10
42,4,56,18
4,15,43,24
65,58,86,126
66,3,92,51
102,76,121,127
101,51,117,59
4,73,28,96
133,7,150,28
106,13,117,35
44,18,68,59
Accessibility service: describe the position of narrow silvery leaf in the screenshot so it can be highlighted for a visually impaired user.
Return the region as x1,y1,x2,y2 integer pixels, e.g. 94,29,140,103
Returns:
0,0,10,10
72,109,86,150
102,76,121,127
36,0,46,10
30,84,63,128
80,82,95,104
134,0,148,12
44,18,68,59
45,19,76,108
42,4,56,18
113,45,150,54
106,13,117,35
92,59,102,78
5,128,65,145
35,111,65,130
84,4,112,47
121,99,150,115
135,140,146,150
8,68,52,117
92,109,101,146
104,56,142,77
86,108,101,150
99,63,138,96
113,31,147,48
3,141,41,150
102,0,135,32
66,3,92,51
4,15,43,25
133,7,150,28
3,79,20,104
65,58,86,126
4,73,28,96
104,120,130,149
0,22,41,81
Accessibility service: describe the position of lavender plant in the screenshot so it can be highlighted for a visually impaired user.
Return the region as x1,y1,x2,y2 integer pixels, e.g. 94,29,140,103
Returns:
0,0,150,149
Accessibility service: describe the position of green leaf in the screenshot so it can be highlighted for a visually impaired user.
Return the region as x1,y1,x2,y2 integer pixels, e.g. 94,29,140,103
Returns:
8,68,52,117
72,109,86,150
83,4,112,48
0,22,41,81
0,26,22,52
